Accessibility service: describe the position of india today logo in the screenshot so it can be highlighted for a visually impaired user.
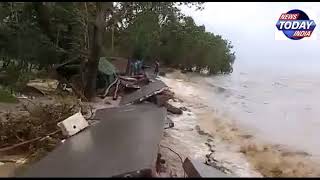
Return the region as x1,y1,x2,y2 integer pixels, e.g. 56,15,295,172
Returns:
275,9,316,40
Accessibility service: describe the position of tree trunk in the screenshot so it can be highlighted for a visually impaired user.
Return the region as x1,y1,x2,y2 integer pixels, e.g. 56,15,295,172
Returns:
56,29,60,48
84,2,90,50
111,24,114,54
33,2,55,43
84,2,111,100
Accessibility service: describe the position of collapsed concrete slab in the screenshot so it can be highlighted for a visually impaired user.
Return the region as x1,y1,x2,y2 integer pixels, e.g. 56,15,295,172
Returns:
145,72,157,81
16,103,166,177
183,158,235,177
119,80,167,106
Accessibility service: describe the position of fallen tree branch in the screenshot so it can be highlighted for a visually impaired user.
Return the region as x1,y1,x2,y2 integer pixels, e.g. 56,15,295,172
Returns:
0,159,17,163
0,129,61,152
103,77,118,97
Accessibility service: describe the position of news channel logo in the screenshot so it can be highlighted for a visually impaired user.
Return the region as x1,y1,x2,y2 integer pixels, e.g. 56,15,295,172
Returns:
275,9,316,40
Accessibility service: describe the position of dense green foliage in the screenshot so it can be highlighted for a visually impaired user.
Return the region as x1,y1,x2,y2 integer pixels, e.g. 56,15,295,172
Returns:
117,12,235,73
0,2,235,74
0,2,235,99
0,88,17,103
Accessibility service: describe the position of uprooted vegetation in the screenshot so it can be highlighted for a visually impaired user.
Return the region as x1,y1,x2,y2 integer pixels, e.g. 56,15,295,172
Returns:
0,96,90,164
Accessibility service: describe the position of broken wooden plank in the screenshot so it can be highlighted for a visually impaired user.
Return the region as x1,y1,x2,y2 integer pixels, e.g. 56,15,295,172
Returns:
113,79,120,100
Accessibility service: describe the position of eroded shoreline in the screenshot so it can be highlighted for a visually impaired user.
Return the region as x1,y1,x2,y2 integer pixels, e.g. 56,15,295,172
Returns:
1,71,320,177
159,71,320,177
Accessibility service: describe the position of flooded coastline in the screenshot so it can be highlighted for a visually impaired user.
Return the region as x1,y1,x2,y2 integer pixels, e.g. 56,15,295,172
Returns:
160,70,320,177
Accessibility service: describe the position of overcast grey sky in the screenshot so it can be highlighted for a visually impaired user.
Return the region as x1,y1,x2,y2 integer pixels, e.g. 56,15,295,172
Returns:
180,2,320,73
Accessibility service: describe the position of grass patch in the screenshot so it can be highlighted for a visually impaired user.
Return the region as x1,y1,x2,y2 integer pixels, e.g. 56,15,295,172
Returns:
0,89,18,103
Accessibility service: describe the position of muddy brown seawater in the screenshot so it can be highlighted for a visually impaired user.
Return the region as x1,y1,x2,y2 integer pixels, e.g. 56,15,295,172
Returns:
159,71,320,177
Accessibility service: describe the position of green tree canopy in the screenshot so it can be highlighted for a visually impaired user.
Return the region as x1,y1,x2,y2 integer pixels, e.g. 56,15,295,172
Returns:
0,2,235,99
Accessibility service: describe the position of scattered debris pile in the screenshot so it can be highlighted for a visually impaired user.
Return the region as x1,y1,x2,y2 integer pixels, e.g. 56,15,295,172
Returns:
18,103,165,178
0,97,89,164
0,57,227,178
26,79,59,95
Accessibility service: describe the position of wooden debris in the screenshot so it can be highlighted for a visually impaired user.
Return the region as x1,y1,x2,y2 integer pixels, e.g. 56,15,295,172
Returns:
113,79,121,100
26,79,59,95
0,130,61,153
0,98,81,162
118,76,137,82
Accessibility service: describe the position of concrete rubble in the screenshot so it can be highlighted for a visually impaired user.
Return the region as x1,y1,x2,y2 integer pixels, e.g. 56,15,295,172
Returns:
17,103,166,177
183,157,233,177
57,112,89,137
0,58,231,178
